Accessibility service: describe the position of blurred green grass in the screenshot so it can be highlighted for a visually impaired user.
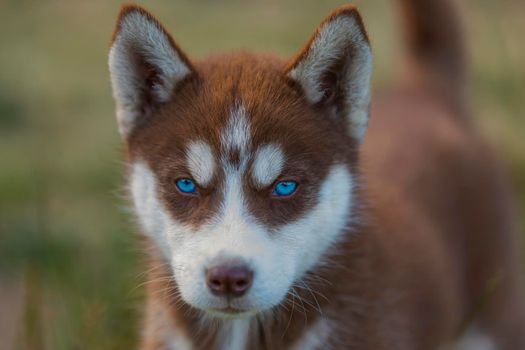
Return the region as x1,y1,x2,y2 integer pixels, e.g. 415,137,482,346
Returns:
0,1,524,349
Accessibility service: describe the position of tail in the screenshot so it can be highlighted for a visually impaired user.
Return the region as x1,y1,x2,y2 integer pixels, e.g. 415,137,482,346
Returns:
399,0,466,110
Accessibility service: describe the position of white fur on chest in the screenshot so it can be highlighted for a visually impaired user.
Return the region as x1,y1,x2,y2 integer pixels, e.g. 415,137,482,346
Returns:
220,319,251,350
290,318,332,350
440,329,496,350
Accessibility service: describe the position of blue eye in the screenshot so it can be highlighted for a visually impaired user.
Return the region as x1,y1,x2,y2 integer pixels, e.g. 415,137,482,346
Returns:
176,178,197,194
273,181,298,197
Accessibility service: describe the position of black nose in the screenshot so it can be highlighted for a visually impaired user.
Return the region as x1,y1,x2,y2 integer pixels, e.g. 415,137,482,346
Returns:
206,264,253,297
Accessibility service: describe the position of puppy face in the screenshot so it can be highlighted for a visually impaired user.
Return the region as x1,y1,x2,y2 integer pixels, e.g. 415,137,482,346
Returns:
109,5,371,318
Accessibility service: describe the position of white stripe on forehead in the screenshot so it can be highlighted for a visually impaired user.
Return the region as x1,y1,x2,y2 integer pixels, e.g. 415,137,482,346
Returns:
214,102,252,237
221,103,250,159
186,140,215,185
252,144,284,188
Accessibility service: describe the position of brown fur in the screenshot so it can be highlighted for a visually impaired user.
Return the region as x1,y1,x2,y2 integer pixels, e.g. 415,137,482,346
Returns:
127,53,357,230
111,2,525,349
399,0,466,111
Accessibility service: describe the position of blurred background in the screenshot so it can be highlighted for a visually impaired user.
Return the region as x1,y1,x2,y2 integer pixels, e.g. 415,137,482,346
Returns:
0,0,524,349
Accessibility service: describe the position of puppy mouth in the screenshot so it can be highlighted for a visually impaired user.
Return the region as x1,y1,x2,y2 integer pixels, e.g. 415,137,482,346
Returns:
207,306,257,319
213,306,244,313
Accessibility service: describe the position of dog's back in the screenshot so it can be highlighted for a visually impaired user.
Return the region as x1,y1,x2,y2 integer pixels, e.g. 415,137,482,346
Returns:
363,0,525,348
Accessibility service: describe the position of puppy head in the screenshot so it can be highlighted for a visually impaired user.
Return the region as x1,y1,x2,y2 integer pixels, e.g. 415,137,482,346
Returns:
109,5,371,318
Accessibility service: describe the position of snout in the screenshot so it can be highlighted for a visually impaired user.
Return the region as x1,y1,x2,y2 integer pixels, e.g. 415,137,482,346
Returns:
172,236,294,316
206,260,253,297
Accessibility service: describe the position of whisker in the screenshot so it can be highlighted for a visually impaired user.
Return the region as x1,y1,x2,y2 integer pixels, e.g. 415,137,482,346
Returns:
282,291,296,338
297,280,323,314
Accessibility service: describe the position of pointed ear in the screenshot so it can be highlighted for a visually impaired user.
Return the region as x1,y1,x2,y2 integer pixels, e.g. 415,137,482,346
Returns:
108,5,194,136
286,5,372,142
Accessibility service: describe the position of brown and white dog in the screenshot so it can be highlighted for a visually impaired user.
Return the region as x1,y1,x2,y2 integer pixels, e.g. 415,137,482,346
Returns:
108,1,525,349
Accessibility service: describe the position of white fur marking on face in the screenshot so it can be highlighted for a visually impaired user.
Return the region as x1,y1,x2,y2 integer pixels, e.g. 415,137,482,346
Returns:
130,161,173,259
252,144,284,188
173,160,295,313
221,103,250,160
186,140,215,186
279,164,354,279
289,14,372,142
109,10,191,135
131,155,355,320
131,160,355,316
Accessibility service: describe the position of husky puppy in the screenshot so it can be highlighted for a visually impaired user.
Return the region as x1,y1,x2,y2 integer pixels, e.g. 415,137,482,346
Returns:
108,2,525,349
